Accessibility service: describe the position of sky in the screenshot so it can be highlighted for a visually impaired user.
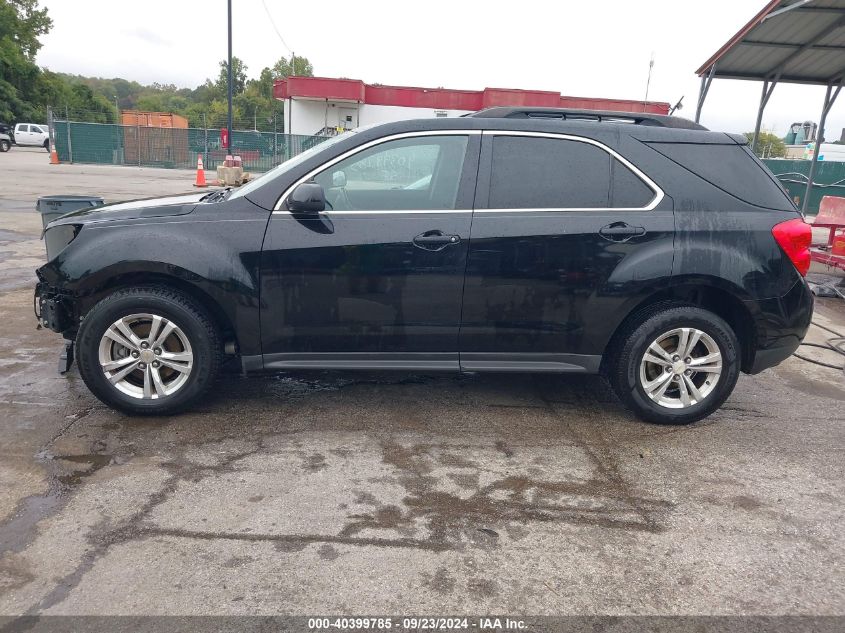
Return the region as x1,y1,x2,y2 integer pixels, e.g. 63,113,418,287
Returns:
33,0,845,139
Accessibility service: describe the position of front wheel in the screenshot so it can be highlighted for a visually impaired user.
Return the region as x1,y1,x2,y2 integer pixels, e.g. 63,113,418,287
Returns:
610,305,740,425
76,287,221,415
43,139,50,151
0,140,9,152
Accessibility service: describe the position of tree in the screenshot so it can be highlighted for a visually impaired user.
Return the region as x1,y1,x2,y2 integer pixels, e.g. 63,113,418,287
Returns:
0,0,52,59
255,67,275,99
744,131,786,159
216,57,248,96
0,4,314,130
0,0,52,120
271,55,314,79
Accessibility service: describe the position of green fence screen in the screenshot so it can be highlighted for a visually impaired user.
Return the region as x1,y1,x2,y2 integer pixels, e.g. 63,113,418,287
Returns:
53,124,845,213
53,121,329,173
763,159,845,215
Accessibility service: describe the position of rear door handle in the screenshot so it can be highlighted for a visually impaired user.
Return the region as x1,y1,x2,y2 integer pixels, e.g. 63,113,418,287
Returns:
599,222,646,242
413,230,461,251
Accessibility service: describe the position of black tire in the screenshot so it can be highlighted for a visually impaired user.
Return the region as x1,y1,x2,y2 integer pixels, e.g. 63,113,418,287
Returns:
43,139,49,151
609,304,740,425
76,287,221,415
0,140,9,153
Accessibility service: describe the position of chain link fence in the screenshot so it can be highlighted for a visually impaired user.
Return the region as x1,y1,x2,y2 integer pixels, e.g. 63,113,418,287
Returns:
51,120,329,173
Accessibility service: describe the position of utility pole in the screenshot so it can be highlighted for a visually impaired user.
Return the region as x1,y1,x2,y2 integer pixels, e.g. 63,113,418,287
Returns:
644,53,655,108
227,0,233,150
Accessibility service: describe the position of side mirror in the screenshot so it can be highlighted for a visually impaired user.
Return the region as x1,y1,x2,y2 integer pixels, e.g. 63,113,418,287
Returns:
332,170,347,188
287,182,326,213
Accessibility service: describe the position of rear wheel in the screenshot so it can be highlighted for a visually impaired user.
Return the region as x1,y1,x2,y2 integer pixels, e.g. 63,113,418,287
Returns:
76,287,220,415
609,305,740,425
0,140,9,152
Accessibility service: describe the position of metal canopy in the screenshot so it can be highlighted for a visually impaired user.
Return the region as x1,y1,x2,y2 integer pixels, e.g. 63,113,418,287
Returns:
697,0,845,84
696,0,845,213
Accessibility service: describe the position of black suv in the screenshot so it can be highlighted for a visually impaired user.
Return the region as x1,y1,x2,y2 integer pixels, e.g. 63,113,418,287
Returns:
35,108,814,424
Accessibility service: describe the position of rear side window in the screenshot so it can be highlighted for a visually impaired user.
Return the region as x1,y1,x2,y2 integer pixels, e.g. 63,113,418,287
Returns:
489,136,656,209
18,125,28,132
490,136,609,208
648,142,794,210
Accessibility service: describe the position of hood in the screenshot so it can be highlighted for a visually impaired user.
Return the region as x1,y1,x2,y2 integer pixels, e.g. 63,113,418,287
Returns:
47,192,207,228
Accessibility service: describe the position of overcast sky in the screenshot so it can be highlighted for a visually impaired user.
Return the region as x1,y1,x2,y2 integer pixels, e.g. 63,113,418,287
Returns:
33,0,845,139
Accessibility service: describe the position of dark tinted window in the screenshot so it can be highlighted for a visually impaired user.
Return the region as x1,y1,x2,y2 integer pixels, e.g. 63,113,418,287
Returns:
611,159,655,207
489,136,655,209
490,136,611,209
648,142,794,210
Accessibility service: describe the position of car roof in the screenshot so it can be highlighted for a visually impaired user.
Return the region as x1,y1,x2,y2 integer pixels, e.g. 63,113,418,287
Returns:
350,115,740,146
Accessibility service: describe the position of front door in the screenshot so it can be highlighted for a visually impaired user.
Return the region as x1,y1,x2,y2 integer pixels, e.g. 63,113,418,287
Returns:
460,131,674,372
260,132,480,370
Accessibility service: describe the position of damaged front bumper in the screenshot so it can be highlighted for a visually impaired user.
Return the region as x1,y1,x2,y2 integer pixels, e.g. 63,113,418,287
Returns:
34,282,78,374
34,281,76,334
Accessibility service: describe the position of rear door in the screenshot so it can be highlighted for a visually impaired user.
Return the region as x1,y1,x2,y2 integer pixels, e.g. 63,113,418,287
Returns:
259,131,480,369
459,131,675,372
15,125,31,145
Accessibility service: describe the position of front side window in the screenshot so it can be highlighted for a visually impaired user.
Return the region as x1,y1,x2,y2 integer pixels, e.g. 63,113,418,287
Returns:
312,135,469,211
489,136,655,210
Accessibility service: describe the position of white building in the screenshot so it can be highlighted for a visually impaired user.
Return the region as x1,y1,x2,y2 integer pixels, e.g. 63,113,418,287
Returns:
273,76,670,137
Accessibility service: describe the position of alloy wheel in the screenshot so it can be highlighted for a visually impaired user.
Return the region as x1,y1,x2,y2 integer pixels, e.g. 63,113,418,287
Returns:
638,327,722,409
97,313,193,399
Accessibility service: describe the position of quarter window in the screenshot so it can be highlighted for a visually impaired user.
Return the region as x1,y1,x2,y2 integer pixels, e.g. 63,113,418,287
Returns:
489,136,655,209
611,159,655,208
312,135,469,211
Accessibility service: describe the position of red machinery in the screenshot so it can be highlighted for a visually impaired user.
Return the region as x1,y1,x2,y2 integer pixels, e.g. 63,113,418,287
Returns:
810,196,845,271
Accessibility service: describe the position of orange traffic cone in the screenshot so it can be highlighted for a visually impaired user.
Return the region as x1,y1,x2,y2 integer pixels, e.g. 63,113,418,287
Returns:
193,154,208,187
49,142,59,165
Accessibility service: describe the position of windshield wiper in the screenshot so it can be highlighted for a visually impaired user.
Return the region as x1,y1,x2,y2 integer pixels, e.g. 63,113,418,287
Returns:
199,187,232,203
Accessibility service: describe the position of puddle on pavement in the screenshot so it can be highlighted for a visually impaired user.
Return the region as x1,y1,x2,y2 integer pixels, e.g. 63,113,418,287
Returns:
0,492,61,554
52,453,115,486
268,372,438,396
334,440,673,550
0,451,115,555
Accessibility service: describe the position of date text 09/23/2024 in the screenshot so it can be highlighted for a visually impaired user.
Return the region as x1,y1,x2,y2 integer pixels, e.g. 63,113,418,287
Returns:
307,617,528,630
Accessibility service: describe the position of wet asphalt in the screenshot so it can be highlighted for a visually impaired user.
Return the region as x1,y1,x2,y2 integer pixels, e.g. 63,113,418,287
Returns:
0,148,844,616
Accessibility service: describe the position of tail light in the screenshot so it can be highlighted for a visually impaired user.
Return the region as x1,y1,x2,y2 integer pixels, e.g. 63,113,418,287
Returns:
772,218,812,277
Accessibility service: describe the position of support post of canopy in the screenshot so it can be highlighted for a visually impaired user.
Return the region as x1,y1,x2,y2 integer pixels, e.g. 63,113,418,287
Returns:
752,78,778,153
803,81,844,213
695,65,716,123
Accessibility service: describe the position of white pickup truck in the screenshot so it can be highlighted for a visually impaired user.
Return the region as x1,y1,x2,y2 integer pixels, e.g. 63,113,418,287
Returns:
14,123,50,150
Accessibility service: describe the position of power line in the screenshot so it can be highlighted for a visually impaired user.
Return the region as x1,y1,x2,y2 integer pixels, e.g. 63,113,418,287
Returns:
260,0,293,54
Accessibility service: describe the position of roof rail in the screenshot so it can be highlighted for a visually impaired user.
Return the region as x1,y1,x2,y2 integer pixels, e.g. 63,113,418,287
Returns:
466,107,708,130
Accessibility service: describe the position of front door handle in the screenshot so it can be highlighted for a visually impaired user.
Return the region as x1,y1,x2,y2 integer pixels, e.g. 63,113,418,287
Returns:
599,222,646,242
413,230,461,251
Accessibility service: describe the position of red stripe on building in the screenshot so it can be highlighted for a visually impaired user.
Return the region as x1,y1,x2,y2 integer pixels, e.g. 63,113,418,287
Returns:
274,76,670,115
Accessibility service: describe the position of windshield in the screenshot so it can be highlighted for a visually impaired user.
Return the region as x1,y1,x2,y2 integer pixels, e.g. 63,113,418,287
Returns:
228,134,351,201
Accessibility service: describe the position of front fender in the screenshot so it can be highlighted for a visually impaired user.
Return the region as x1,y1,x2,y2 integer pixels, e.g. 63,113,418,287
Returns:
37,212,269,356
